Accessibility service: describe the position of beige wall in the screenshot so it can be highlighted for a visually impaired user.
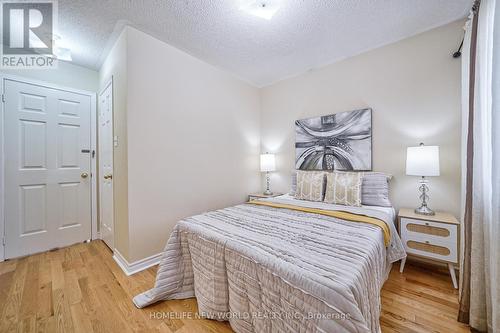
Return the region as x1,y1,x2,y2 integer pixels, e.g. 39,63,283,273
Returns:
0,20,463,264
98,29,130,259
1,61,98,92
260,20,464,217
123,27,261,262
98,21,463,263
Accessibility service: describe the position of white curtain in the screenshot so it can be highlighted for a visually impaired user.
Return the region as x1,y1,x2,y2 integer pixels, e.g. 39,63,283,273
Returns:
461,0,500,331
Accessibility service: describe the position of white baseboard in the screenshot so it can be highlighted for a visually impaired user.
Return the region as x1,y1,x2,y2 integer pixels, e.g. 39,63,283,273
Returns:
113,249,161,276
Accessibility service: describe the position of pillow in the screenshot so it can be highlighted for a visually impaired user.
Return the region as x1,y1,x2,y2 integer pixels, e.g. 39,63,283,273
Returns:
324,172,363,206
289,171,297,195
294,170,325,202
361,171,392,181
361,173,392,207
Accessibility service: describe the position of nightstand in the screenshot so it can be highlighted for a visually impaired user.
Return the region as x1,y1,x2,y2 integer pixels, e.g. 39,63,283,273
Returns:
248,192,284,201
398,208,460,289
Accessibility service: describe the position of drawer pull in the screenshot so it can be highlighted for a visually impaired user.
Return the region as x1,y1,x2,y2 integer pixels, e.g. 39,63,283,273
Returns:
407,240,451,256
406,223,450,237
425,222,429,226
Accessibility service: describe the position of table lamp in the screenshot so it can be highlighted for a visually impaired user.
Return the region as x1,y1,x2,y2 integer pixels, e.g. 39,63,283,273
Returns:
260,153,276,195
406,143,440,215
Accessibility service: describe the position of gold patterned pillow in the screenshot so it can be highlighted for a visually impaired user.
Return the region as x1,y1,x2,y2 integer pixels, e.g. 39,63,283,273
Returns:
294,171,325,202
324,172,363,206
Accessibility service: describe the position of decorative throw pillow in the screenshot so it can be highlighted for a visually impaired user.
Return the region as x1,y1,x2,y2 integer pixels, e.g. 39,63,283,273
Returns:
324,172,363,206
289,171,297,195
294,171,325,202
361,173,392,207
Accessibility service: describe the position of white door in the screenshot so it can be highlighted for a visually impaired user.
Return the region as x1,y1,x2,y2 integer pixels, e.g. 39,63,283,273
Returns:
4,79,92,259
98,81,114,250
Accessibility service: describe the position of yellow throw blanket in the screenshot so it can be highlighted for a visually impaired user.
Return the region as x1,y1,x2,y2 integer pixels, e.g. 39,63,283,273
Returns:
248,200,391,246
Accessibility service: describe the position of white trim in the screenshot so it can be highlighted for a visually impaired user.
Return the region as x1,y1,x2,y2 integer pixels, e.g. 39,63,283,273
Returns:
113,249,162,276
90,90,98,240
0,73,97,262
99,77,113,99
0,77,4,261
98,77,114,249
0,74,96,96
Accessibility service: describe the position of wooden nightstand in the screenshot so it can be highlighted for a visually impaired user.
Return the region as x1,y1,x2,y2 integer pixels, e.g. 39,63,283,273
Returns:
398,208,460,289
248,192,284,201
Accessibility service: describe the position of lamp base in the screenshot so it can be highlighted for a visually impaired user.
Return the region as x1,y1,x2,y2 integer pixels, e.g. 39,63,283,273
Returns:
415,176,435,215
263,171,272,196
414,205,435,216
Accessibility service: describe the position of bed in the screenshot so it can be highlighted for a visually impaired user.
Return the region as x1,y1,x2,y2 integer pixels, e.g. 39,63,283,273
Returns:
133,194,406,333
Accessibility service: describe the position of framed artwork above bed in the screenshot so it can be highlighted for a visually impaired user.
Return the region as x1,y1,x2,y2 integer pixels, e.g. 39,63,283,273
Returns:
295,108,372,171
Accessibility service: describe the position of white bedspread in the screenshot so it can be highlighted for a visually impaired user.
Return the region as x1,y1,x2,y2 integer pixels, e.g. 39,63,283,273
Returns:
133,199,406,333
269,194,397,222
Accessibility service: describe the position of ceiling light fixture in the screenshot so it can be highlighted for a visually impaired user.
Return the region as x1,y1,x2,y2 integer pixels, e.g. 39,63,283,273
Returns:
239,0,281,20
53,47,72,61
50,34,73,61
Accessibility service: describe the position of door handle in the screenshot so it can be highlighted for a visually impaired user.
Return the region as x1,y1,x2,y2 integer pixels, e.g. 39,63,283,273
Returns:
81,172,89,179
104,174,113,180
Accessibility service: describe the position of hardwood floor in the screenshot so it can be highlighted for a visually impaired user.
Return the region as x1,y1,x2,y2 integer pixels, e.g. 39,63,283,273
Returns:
0,240,470,333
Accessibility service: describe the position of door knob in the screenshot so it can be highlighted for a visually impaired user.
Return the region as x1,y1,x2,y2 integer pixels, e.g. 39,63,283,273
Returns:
81,172,89,179
104,174,113,180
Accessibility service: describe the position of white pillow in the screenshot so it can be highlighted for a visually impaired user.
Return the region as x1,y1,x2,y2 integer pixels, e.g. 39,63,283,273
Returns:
289,171,297,195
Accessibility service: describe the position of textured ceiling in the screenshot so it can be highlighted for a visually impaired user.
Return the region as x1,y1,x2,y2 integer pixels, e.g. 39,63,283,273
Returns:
58,0,472,87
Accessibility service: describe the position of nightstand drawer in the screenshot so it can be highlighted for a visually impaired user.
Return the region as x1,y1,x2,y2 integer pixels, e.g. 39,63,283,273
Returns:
401,218,456,245
400,217,458,263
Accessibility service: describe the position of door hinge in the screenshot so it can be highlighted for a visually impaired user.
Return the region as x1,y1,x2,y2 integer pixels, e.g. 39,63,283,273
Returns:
2,237,5,246
1,94,4,103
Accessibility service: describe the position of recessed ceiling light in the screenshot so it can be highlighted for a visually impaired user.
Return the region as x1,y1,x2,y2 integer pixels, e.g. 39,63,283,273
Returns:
239,1,281,20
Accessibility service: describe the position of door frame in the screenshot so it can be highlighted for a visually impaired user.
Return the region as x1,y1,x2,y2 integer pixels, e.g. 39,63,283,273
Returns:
0,74,98,261
98,77,114,250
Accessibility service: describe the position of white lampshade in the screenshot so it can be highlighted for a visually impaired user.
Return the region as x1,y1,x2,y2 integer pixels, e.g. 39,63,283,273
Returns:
406,145,440,176
260,153,276,172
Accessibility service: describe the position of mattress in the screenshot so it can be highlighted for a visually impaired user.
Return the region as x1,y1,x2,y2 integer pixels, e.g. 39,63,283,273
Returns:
265,193,397,222
133,199,406,333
